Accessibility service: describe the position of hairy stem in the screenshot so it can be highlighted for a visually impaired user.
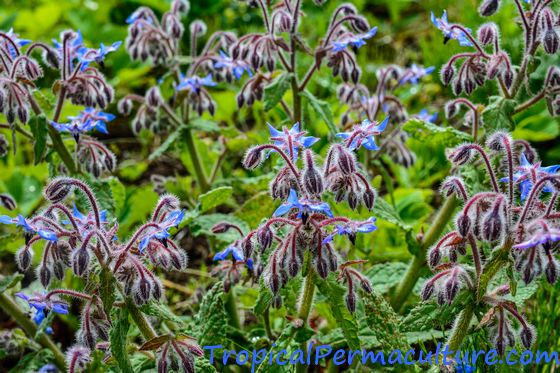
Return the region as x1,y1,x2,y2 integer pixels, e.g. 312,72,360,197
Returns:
224,289,241,330
0,293,66,370
127,299,157,340
446,304,475,351
296,266,316,373
391,197,458,311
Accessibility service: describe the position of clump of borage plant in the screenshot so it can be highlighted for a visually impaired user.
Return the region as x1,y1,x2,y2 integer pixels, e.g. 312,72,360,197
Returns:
0,28,121,176
420,132,560,359
212,117,386,337
431,3,560,140
0,178,203,372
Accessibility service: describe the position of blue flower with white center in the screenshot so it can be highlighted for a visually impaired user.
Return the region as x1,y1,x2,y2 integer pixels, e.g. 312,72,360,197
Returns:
50,119,98,141
213,244,254,270
332,27,378,52
68,107,115,135
4,28,31,57
323,217,377,244
513,227,560,250
268,122,319,161
0,214,57,241
414,109,438,123
400,64,435,85
77,41,122,68
431,11,473,47
336,117,389,151
213,51,252,80
138,210,185,251
273,189,333,219
500,153,560,200
15,292,69,317
176,73,217,93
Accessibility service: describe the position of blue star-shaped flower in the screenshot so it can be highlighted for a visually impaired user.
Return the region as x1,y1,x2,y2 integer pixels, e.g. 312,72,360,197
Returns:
268,122,319,161
138,210,185,251
77,41,122,68
273,189,333,219
0,214,57,241
213,244,254,270
176,73,217,92
52,30,84,64
513,227,560,250
332,27,378,52
400,64,435,85
414,109,438,123
213,51,252,80
336,117,389,151
4,28,31,57
430,11,473,47
323,217,377,244
15,292,69,316
500,153,560,200
67,107,115,135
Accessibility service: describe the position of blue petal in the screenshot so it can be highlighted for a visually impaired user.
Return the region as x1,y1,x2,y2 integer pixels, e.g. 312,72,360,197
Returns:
0,215,14,225
246,258,254,271
273,203,293,217
52,303,69,315
267,123,282,137
300,136,319,148
38,230,58,242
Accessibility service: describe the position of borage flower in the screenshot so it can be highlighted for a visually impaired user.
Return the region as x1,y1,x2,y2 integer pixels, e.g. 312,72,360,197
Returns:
323,217,377,245
77,41,122,68
213,51,252,80
336,117,389,151
0,214,57,242
273,189,333,222
138,209,185,251
176,73,217,93
414,109,438,123
399,64,435,85
332,27,378,52
268,122,319,161
500,153,560,200
431,10,473,47
68,108,115,134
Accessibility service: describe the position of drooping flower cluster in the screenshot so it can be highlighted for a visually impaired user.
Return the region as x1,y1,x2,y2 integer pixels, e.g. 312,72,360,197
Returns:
422,132,560,355
434,4,559,118
211,122,378,312
0,178,197,371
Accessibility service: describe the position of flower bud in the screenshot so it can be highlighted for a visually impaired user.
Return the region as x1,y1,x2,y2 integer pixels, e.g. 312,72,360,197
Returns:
362,188,376,210
449,146,472,165
302,150,324,196
16,247,32,272
478,0,500,17
543,29,559,54
420,281,434,301
361,279,373,293
146,87,163,107
545,259,558,284
337,149,356,175
477,23,497,46
190,20,207,36
0,193,16,211
118,98,133,116
211,222,231,234
0,134,7,157
38,264,52,287
440,64,455,86
456,213,472,237
444,277,459,303
481,206,504,242
350,16,370,33
72,248,90,277
502,69,514,89
242,147,264,170
315,258,328,279
257,226,273,250
428,247,441,268
520,325,535,349
444,101,459,118
345,291,356,313
44,179,74,203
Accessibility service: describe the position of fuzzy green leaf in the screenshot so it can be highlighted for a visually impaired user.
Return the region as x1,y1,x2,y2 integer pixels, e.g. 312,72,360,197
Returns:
403,118,471,147
29,114,49,165
363,290,409,350
198,186,233,213
195,282,227,347
110,306,134,373
300,90,337,136
140,301,185,325
0,273,23,293
481,96,516,132
264,73,292,111
148,125,185,161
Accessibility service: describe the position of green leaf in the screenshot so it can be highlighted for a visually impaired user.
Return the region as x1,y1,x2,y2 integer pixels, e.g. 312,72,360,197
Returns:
477,246,509,301
195,357,219,373
110,306,134,373
148,125,185,161
263,73,292,111
140,301,185,325
373,197,411,231
401,291,473,332
363,290,409,351
315,274,360,350
0,273,23,293
195,282,227,347
8,349,53,373
402,118,471,147
253,280,273,315
234,191,275,228
364,262,409,294
99,269,116,317
198,186,233,213
29,114,49,165
300,90,337,136
481,96,517,132
189,213,249,244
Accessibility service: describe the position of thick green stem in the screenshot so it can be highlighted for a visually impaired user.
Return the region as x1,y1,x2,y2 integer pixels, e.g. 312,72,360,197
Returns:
446,304,475,351
296,269,316,373
224,290,241,330
391,197,458,311
127,299,157,340
0,293,66,370
183,127,210,192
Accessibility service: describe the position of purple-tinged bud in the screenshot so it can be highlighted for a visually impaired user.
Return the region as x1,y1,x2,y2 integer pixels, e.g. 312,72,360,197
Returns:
242,239,254,258
118,98,133,116
0,135,7,157
236,93,245,108
502,69,514,89
444,101,459,118
257,226,273,250
448,146,473,165
351,68,361,84
152,279,162,300
362,188,376,210
444,277,459,304
481,208,504,242
543,29,559,54
0,193,16,211
268,272,281,294
190,20,207,36
456,213,472,237
495,337,506,356
272,295,282,308
428,247,441,268
242,147,264,170
44,179,74,203
479,0,500,17
302,150,324,196
44,48,60,69
16,247,32,272
6,108,15,124
464,78,475,95
452,78,463,96
211,222,231,234
146,87,163,107
545,259,558,284
440,64,455,86
520,325,535,349
436,290,446,305
72,248,90,277
361,279,373,293
347,190,358,210
420,281,434,301
17,106,28,124
53,261,65,280
345,291,356,313
477,23,497,46
350,16,370,33
315,259,328,279
337,149,356,175
38,264,51,287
